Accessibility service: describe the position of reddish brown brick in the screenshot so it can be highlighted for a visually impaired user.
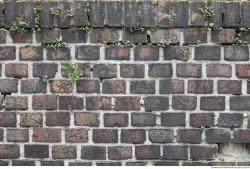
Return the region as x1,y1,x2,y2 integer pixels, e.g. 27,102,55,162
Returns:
5,64,28,78
46,47,70,60
32,128,61,143
0,145,19,159
52,145,76,159
46,112,70,126
134,47,159,61
19,46,43,61
76,80,100,93
32,95,57,110
33,63,58,77
236,64,250,78
176,63,202,78
188,80,213,94
115,96,141,111
105,46,130,60
102,80,126,94
190,113,215,127
0,46,16,60
74,112,99,127
7,129,29,142
120,64,145,78
108,146,132,160
4,96,28,110
172,96,197,110
0,112,16,127
0,79,18,93
81,146,106,160
65,129,88,143
58,96,83,110
86,97,111,110
20,113,43,127
218,80,241,94
104,113,128,127
88,28,119,43
50,80,73,93
10,31,32,43
211,29,236,44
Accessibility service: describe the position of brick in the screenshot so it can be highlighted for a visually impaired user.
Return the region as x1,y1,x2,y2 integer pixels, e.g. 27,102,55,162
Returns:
223,2,240,27
126,162,146,166
93,129,118,143
5,64,28,78
177,129,202,144
105,46,129,60
89,0,104,27
0,46,15,60
236,64,250,78
61,28,87,43
148,129,173,143
121,129,146,144
24,145,49,158
46,47,70,60
190,145,218,160
68,162,91,166
76,80,100,93
20,113,43,127
176,63,201,78
19,46,43,61
0,112,16,127
86,97,111,110
0,145,19,159
46,112,70,126
153,161,179,166
21,79,46,93
163,46,190,61
0,96,2,110
217,80,241,94
131,113,156,127
190,113,214,127
120,64,144,78
115,96,141,111
233,129,250,143
74,112,99,127
7,129,29,142
161,113,186,127
61,63,91,78
32,128,61,143
206,64,232,77
134,47,159,61
93,64,117,79
195,46,221,60
104,113,128,127
10,31,32,43
56,1,70,28
155,1,174,27
206,129,231,143
130,80,155,94
140,0,156,27
183,28,207,43
209,162,235,166
58,96,83,110
230,96,250,111
75,46,100,60
122,30,147,43
50,80,73,93
102,80,126,94
96,162,121,166
81,146,106,160
183,162,209,166
12,160,35,166
224,46,249,61
52,145,76,159
189,1,205,26
209,1,223,27
242,2,250,27
172,96,197,110
200,96,225,111
159,80,184,94
123,0,140,27
32,95,57,110
41,161,64,166
144,96,169,111
36,28,60,43
40,2,55,28
0,30,6,44
150,29,180,44
247,82,250,94
188,80,213,94
4,96,28,110
105,1,122,26
108,146,132,160
173,1,189,27
0,129,3,141
33,63,58,77
65,129,88,143
148,64,172,78
135,146,160,160
89,28,119,43
71,1,88,26
211,29,236,44
218,113,243,128
163,146,188,160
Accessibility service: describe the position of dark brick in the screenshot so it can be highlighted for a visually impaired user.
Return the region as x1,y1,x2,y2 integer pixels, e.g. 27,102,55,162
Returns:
188,80,213,94
190,145,218,160
75,46,100,60
102,80,126,94
130,80,155,94
46,112,70,126
33,63,58,78
24,145,48,158
76,80,100,93
93,129,118,143
177,129,202,144
150,29,180,44
32,95,57,110
135,146,160,160
74,112,99,127
242,2,250,27
41,161,64,166
32,128,61,143
5,64,28,78
69,162,92,166
218,113,243,128
148,64,172,78
89,28,119,43
233,129,250,143
140,0,156,27
223,2,240,27
115,96,141,111
108,146,132,160
21,79,46,93
19,46,43,61
211,29,236,44
56,1,70,28
0,46,15,60
230,96,250,111
209,1,223,27
174,1,189,27
0,112,16,127
209,162,236,166
206,64,232,77
176,63,201,78
120,64,144,78
206,129,231,143
58,96,83,110
7,129,29,142
20,113,43,127
218,80,241,94
172,96,197,110
81,146,106,160
123,0,140,27
71,1,88,26
10,31,32,43
224,46,249,61
93,64,117,79
0,145,19,159
126,161,146,166
161,113,186,127
89,0,104,27
131,113,156,127
144,96,169,111
0,31,6,44
134,47,159,61
61,28,87,43
40,2,55,28
148,129,173,143
183,162,209,166
50,80,73,93
0,129,3,141
12,160,35,166
61,63,91,78
122,31,147,43
153,161,179,166
65,129,88,143
189,1,205,26
190,113,214,127
4,96,28,110
121,129,146,144
160,79,184,94
163,145,188,160
46,47,70,60
200,96,225,111
195,46,221,60
104,113,128,127
105,46,130,60
155,1,175,27
36,29,60,43
52,145,76,159
96,162,121,166
0,79,18,93
86,97,111,110
105,1,122,26
163,46,190,61
183,28,207,43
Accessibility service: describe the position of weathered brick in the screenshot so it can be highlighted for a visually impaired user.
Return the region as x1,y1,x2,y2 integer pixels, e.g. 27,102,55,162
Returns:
0,46,15,60
115,96,140,111
188,80,213,94
58,96,83,110
140,0,156,27
189,1,205,26
105,1,122,26
21,79,46,93
4,96,28,110
177,129,202,144
195,46,221,60
52,145,76,159
105,46,129,60
40,2,55,28
61,63,91,78
24,145,49,158
135,146,160,160
46,47,70,60
122,30,147,43
71,1,88,26
242,1,250,27
89,28,119,43
20,113,43,127
93,129,118,143
104,113,128,127
163,46,190,61
190,145,218,160
121,129,146,144
50,80,73,93
108,146,132,160
130,80,155,94
218,113,243,128
190,113,214,127
0,30,6,44
223,2,240,27
153,161,179,166
200,96,225,111
206,64,232,77
211,29,236,44
41,161,64,166
65,129,88,143
75,46,100,60
33,63,58,77
217,80,241,94
7,129,29,142
74,112,99,127
183,162,209,166
61,28,87,43
163,145,188,160
12,160,35,166
5,64,28,78
0,112,16,127
36,28,60,43
230,96,250,111
32,95,57,110
134,47,159,61
131,113,156,127
236,64,250,78
0,129,3,141
81,146,106,160
144,96,169,111
93,64,117,79
86,97,111,110
176,63,202,78
123,0,140,27
206,129,231,143
68,162,91,166
148,64,172,78
19,46,43,61
150,29,180,44
97,162,121,166
46,112,70,126
233,129,250,143
172,96,197,110
89,0,104,27
126,161,146,166
148,129,173,143
55,1,70,28
120,64,145,78
224,46,249,61
183,28,207,43
10,31,32,43
161,113,186,127
76,80,100,93
209,162,235,166
0,145,19,159
159,79,184,94
102,80,126,94
32,128,61,143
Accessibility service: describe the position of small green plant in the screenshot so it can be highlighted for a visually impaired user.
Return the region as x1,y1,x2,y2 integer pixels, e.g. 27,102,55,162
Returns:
41,75,52,83
200,6,214,21
234,35,248,47
149,26,159,33
126,27,145,32
42,39,65,48
66,10,74,17
207,22,222,31
10,18,28,32
156,41,169,48
33,6,42,32
61,61,80,83
188,40,201,47
50,7,61,16
79,22,93,32
170,10,176,22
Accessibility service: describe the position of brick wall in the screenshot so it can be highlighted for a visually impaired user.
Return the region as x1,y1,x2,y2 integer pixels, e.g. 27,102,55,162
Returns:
0,0,250,166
